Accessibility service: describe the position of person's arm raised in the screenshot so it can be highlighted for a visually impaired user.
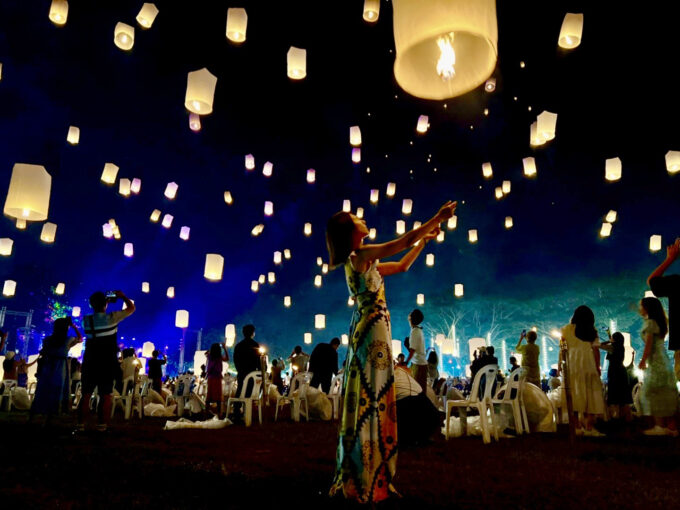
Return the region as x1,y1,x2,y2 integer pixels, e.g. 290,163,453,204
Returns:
647,238,679,286
377,228,438,277
115,290,136,314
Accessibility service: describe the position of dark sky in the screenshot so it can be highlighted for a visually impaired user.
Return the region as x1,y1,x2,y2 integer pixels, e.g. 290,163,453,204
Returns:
1,0,679,371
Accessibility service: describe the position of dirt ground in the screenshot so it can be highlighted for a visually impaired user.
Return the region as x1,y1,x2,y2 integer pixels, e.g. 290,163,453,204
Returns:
0,410,678,510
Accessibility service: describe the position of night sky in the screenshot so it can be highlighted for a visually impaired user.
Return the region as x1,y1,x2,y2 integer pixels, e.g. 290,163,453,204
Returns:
1,0,679,373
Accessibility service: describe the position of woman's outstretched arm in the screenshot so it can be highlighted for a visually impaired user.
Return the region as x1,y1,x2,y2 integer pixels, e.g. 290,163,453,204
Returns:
377,229,439,277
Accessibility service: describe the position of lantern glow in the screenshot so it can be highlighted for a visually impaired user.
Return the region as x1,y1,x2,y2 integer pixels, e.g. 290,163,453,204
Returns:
204,254,224,281
226,7,248,42
185,68,217,115
287,47,307,79
114,22,135,51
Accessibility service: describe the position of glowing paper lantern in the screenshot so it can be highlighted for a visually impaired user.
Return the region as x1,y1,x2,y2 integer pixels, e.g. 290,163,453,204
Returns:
370,189,379,203
307,169,316,183
392,0,498,100
416,115,429,133
322,263,329,274
369,228,376,240
665,151,680,174
502,180,511,194
417,294,425,305
396,220,406,235
251,281,259,292
142,282,149,293
304,333,312,345
102,223,113,238
274,251,282,264
485,77,496,92
164,182,178,199
131,178,141,194
3,164,52,221
136,3,159,28
315,314,326,329
141,341,155,358
55,282,65,295
482,162,493,179
226,7,248,43
179,226,190,240
605,157,622,182
251,224,264,236
600,222,612,238
350,126,362,146
264,201,274,216
425,254,435,266
413,221,421,229
494,187,503,199
49,0,68,25
314,275,322,287
530,122,545,147
245,154,255,170
402,199,413,215
224,191,233,204
101,163,119,184
185,68,217,115
66,126,80,145
650,235,662,252
40,222,57,243
386,182,396,197
606,210,617,223
150,209,161,222
204,254,224,281
317,257,324,267
363,0,380,22
166,287,175,298
558,13,584,49
284,249,291,259
119,178,131,197
352,148,361,163
341,334,349,345
284,296,291,307
436,230,445,243
287,47,307,79
259,274,266,284
522,157,537,177
72,306,81,317
442,336,455,355
454,283,464,297
447,216,457,230
268,272,276,284
161,214,173,228
0,239,13,256
505,216,513,229
356,208,364,219
304,223,312,236
175,310,189,329
124,243,134,257
348,296,355,307
468,229,478,243
3,280,16,297
16,219,26,230
114,22,135,50
537,111,557,141
342,200,351,212
263,161,273,177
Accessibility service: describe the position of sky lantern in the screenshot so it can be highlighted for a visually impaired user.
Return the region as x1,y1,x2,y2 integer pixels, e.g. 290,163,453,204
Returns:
352,148,361,163
484,77,496,92
131,178,141,194
124,242,134,257
226,7,248,43
369,228,376,240
263,161,273,177
304,223,312,236
307,169,316,183
268,272,276,284
522,157,537,177
315,314,326,329
341,334,349,345
72,306,81,317
161,214,173,228
505,216,513,229
356,207,364,219
245,154,255,170
224,191,233,205
606,210,617,223
287,47,307,79
370,189,379,203
141,341,155,357
363,0,380,22
225,324,236,347
494,187,503,199
16,219,26,230
49,0,68,25
317,257,323,266
650,235,662,252
166,286,175,298
447,215,457,230
342,200,351,212
304,332,313,345
175,310,189,329
392,0,497,100
436,230,445,243
558,13,584,49
40,222,57,243
251,281,259,292
529,122,545,147
284,296,291,307
189,114,201,132
322,263,329,274
55,282,65,295
605,157,622,182
119,178,131,197
350,126,362,146
417,293,425,305
441,336,456,355
66,126,80,145
204,254,224,281
314,275,322,287
264,201,274,216
142,282,150,293
348,296,355,307
416,115,429,133
396,220,406,235
454,283,464,297
468,229,478,243
3,164,52,221
482,162,493,179
150,209,161,222
258,274,266,284
502,180,511,194
274,251,282,264
3,280,16,297
284,249,291,259
425,253,435,266
537,111,557,141
102,223,113,238
164,182,178,199
179,226,190,240
114,22,135,50
101,163,119,184
0,239,13,256
402,199,413,215
386,182,396,197
665,151,680,174
185,68,217,115
251,224,264,236
600,222,612,238
136,3,159,28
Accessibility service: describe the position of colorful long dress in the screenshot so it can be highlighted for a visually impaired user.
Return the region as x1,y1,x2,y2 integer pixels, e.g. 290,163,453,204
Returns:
330,257,398,503
639,319,678,417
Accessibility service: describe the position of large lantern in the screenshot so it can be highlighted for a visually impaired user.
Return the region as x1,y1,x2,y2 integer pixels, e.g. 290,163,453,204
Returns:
605,157,622,182
175,310,189,328
225,324,236,347
161,214,173,228
3,164,52,221
119,178,131,196
0,238,13,256
40,222,57,243
287,47,307,79
402,199,413,214
350,126,362,146
522,157,537,177
204,253,224,281
114,22,135,50
67,126,80,145
386,182,396,197
536,111,557,141
49,0,68,25
3,280,16,297
351,148,361,163
101,163,119,184
315,314,326,329
226,8,248,43
136,3,159,28
392,0,498,100
185,68,217,115
164,182,178,199
649,235,662,252
363,0,380,22
482,162,492,179
342,200,351,212
558,13,584,49
665,151,680,174
605,210,617,223
396,220,406,235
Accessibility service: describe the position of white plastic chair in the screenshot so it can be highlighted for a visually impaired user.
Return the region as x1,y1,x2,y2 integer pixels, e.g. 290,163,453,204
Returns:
445,365,499,444
225,371,263,426
27,381,37,402
220,376,238,415
71,381,82,408
492,369,529,434
275,371,312,422
166,374,195,417
327,373,343,420
0,380,18,411
632,381,642,417
131,378,149,419
111,376,135,419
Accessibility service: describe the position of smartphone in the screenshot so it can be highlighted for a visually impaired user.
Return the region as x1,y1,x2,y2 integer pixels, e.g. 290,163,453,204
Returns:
106,291,118,302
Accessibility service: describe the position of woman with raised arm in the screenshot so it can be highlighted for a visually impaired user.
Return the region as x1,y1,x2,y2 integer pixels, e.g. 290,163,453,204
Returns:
327,200,456,503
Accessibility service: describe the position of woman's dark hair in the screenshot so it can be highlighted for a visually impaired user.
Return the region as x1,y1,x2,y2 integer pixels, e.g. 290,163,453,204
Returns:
611,332,625,345
326,211,356,267
641,297,668,338
427,350,438,364
122,347,135,359
571,305,597,343
404,337,410,350
45,317,71,350
409,309,424,326
209,343,223,360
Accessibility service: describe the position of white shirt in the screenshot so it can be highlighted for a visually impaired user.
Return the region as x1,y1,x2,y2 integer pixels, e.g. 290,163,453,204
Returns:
83,309,133,340
394,366,422,400
409,326,427,365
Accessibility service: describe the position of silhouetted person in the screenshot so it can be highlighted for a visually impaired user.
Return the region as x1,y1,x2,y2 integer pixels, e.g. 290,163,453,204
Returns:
233,325,260,400
309,337,340,393
148,350,167,394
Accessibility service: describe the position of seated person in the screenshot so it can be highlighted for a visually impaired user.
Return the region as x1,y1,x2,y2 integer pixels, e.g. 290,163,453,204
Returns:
394,366,441,446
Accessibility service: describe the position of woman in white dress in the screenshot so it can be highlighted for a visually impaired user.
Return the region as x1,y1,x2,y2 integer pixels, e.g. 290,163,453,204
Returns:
560,305,606,436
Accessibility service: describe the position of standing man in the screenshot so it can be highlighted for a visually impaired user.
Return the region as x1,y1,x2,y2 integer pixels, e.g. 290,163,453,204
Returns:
232,324,261,420
147,350,167,394
516,330,541,387
78,290,135,432
648,238,680,380
309,337,340,393
405,309,428,395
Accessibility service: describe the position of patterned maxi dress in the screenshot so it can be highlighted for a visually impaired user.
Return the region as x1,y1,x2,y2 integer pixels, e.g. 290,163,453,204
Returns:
330,257,398,503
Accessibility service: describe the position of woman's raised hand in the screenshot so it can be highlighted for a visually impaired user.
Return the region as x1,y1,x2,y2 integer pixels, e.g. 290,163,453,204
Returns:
436,201,457,222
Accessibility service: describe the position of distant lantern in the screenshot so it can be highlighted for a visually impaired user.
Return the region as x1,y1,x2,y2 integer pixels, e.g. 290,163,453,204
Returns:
259,274,266,284
268,272,276,284
363,0,380,22
605,157,622,182
0,239,13,256
650,235,662,252
175,310,189,328
204,254,224,281
413,221,421,230
370,189,379,203
436,230,445,243
287,47,307,79
392,0,498,100
284,249,291,259
314,275,322,287
425,253,435,266
251,281,259,293
161,214,173,228
315,314,326,329
307,169,316,183
119,178,131,197
189,114,201,131
41,222,57,243
274,251,282,264
224,324,236,347
505,216,513,229
352,148,361,163
16,219,26,230
342,200,351,212
416,115,429,133
102,223,113,238
66,126,80,145
494,187,503,199
356,207,364,219
226,7,248,43
417,293,425,305
606,210,617,223
386,182,396,197
600,222,612,238
49,0,68,25
142,282,150,293
447,215,457,230
317,257,324,267
72,306,81,317
304,223,312,236
114,22,135,50
402,199,413,215
224,191,233,205
150,209,161,222
251,224,264,236
482,162,493,179
348,296,355,307
484,77,496,92
537,111,558,141
396,220,406,235
164,182,178,199
304,332,313,345
502,180,511,194
124,243,134,257
284,296,292,307
341,334,349,345
442,336,455,355
179,226,190,240
3,280,16,297
166,286,175,298
665,151,680,174
3,163,52,221
350,126,362,146
369,228,376,240
264,201,274,216
101,163,119,184
558,13,584,49
522,157,537,177
185,68,217,115
245,154,255,170
142,341,155,358
136,3,159,28
131,178,141,194
529,122,545,147
468,229,478,243
322,263,329,274
454,283,464,297
263,161,273,177
55,282,65,295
